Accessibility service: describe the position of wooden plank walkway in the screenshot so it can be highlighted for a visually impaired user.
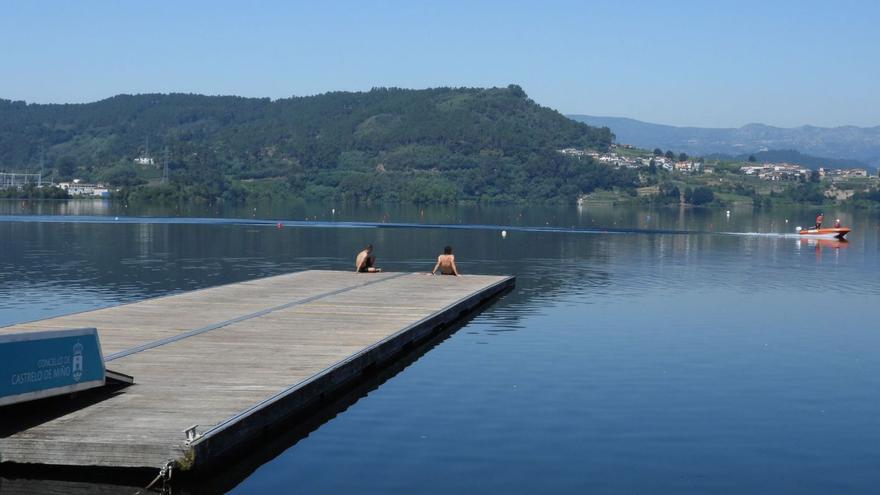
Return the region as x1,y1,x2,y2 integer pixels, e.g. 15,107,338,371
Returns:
0,270,513,472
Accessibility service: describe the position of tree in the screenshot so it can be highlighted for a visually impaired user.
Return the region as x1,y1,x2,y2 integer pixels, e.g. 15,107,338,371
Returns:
653,148,663,157
786,183,824,203
57,156,77,180
100,166,145,187
685,186,714,205
660,182,680,200
810,170,820,183
748,154,757,162
664,150,675,160
506,84,527,98
678,152,689,162
648,159,657,174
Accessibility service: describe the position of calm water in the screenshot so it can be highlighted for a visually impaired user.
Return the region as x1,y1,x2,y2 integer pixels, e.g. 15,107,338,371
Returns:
1,200,879,494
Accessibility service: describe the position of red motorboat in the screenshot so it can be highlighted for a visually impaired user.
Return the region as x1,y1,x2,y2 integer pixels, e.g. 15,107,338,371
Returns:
797,227,850,239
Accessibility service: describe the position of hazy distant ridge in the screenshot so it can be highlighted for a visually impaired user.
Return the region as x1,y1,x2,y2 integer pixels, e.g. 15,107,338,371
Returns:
568,115,880,167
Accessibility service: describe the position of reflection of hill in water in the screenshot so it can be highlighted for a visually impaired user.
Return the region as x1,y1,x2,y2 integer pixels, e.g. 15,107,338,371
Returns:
1,218,617,327
3,205,879,327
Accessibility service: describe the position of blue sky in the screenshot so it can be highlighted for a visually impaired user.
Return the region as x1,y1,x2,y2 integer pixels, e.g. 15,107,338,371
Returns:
2,0,877,128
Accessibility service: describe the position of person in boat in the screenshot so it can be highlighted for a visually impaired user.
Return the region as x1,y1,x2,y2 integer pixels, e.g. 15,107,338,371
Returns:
431,246,459,276
814,212,824,230
355,244,381,273
833,218,841,228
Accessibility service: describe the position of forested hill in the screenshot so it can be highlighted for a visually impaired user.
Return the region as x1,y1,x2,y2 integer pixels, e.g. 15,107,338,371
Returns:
0,86,631,203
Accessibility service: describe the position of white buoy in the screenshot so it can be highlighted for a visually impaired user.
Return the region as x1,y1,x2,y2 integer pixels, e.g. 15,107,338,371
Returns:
331,208,336,215
501,230,507,239
785,219,789,223
114,216,119,221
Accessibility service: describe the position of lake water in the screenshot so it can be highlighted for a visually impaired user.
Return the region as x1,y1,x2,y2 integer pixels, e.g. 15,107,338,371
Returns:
1,200,879,494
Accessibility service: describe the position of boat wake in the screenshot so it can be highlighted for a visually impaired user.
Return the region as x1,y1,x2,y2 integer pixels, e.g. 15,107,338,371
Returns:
719,232,803,238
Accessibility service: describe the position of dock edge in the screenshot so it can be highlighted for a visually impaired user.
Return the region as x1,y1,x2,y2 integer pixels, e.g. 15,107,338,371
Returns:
182,275,516,471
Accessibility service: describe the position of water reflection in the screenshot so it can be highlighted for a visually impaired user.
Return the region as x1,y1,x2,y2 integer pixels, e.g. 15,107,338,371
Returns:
1,202,880,494
798,238,849,250
3,198,875,234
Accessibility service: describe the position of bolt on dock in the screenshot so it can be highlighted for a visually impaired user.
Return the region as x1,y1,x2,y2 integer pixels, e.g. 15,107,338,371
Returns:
0,270,514,473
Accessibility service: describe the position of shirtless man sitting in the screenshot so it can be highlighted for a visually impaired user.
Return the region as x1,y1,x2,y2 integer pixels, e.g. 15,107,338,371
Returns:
355,244,381,273
431,246,459,276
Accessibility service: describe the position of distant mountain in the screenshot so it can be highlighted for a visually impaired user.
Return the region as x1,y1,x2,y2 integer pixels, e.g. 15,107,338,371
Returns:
704,149,871,171
568,115,880,167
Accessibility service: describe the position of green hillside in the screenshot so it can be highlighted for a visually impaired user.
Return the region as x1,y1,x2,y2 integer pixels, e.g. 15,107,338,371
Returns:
0,85,635,203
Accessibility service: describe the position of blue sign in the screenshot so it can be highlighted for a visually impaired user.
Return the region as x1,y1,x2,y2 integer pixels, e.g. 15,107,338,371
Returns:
0,328,106,406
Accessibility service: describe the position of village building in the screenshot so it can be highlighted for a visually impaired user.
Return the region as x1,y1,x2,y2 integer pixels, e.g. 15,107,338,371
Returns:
741,163,809,181
57,179,110,197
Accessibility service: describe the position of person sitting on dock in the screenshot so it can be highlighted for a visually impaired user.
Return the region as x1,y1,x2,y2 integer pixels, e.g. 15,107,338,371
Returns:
431,246,459,276
355,244,381,273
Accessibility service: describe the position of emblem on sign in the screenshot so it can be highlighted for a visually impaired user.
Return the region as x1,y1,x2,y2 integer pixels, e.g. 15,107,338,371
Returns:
72,341,84,382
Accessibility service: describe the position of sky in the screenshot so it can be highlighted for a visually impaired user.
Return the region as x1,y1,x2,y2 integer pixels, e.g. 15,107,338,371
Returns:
1,0,878,128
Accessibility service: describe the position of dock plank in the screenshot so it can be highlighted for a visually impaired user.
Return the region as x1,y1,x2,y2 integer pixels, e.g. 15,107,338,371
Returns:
0,270,513,471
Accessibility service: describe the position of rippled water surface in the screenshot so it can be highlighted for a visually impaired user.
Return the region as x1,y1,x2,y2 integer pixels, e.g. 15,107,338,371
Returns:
1,201,879,494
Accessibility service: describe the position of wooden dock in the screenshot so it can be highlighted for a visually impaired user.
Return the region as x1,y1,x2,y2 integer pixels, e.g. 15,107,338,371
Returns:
0,270,513,473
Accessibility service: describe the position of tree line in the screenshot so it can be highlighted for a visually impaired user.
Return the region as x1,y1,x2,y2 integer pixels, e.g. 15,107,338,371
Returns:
0,86,638,204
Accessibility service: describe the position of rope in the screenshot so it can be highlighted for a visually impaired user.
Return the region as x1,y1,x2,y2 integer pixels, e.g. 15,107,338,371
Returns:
134,461,173,494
